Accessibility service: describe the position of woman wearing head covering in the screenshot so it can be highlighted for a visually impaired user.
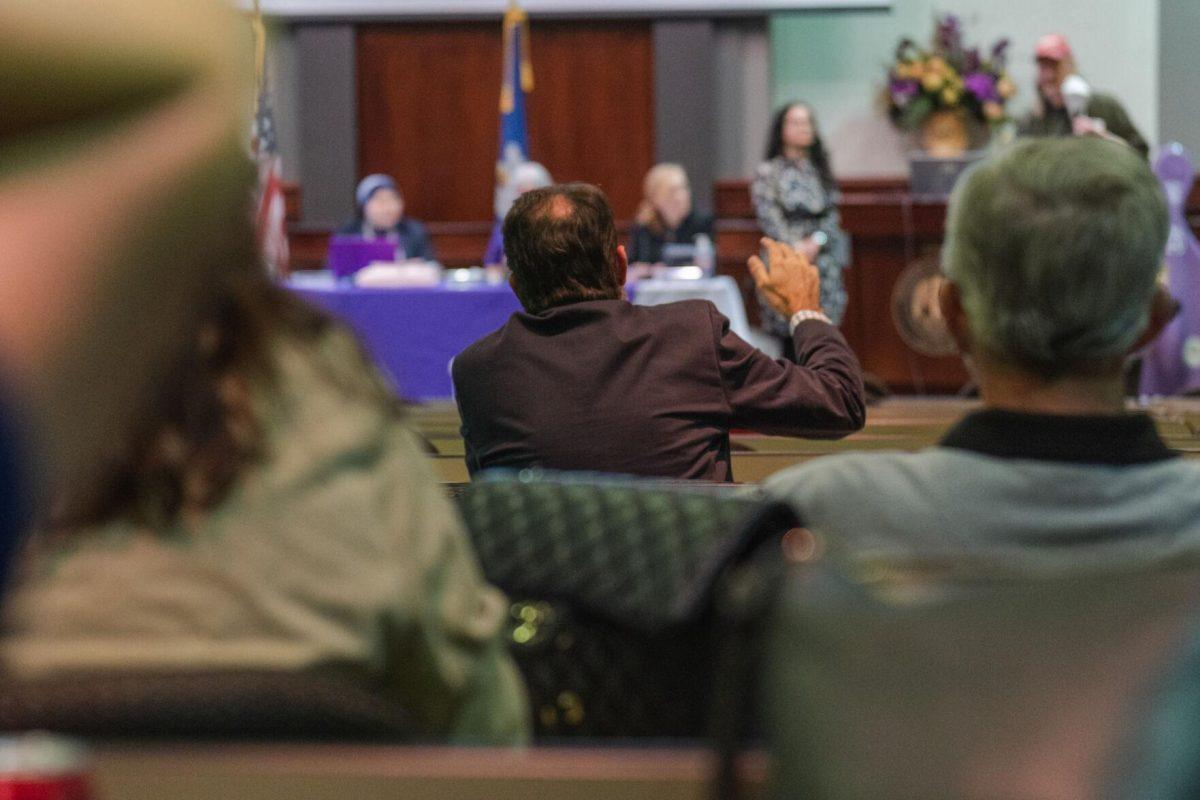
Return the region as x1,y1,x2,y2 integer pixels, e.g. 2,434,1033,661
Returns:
751,102,851,341
627,163,714,266
339,174,436,262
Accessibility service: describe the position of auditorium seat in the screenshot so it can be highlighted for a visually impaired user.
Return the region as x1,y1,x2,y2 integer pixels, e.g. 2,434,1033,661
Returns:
0,669,413,742
456,471,796,739
762,557,1200,799
91,742,768,800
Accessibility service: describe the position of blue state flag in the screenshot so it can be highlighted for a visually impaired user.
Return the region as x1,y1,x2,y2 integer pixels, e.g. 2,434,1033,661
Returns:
493,1,534,221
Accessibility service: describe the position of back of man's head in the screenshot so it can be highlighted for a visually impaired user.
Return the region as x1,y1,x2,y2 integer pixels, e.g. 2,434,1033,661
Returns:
503,183,622,313
943,137,1168,378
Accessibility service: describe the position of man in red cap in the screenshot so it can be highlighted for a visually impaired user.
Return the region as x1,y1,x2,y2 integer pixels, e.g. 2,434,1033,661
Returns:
1018,33,1148,158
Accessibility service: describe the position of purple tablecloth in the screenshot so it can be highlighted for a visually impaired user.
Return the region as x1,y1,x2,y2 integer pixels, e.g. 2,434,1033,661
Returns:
288,280,522,401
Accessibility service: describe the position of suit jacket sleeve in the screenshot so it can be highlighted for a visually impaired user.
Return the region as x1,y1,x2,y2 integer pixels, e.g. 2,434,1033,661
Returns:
712,305,865,438
450,357,481,476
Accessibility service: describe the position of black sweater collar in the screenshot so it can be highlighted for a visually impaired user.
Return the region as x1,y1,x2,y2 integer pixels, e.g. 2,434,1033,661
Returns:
940,408,1177,465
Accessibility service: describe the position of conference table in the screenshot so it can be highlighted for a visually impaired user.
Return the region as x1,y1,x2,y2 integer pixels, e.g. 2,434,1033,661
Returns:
288,272,521,401
286,272,758,401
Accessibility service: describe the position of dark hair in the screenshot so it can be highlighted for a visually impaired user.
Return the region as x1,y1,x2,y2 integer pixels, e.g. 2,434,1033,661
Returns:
54,265,394,529
765,101,836,193
503,183,623,313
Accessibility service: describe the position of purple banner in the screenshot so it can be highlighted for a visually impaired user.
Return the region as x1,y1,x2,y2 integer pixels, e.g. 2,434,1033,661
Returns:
1141,143,1200,396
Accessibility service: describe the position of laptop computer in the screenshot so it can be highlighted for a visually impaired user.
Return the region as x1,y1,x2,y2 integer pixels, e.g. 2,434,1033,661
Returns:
326,235,397,279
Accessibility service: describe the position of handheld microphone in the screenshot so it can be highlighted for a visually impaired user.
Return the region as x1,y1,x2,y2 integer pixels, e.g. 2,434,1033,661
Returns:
1061,74,1092,118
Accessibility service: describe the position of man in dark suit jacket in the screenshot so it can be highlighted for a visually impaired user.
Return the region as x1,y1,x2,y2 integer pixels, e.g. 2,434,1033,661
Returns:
451,183,865,482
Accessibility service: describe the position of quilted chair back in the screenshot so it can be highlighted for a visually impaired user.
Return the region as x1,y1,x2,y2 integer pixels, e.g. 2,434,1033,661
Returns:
764,557,1200,799
456,471,797,739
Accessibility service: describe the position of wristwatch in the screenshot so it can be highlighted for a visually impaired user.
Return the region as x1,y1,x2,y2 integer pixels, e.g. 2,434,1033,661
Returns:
789,309,832,333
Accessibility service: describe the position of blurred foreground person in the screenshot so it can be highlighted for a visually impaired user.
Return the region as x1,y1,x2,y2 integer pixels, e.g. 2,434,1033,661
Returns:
453,183,865,481
765,136,1194,794
0,0,526,744
2,271,529,743
769,135,1189,574
0,0,259,591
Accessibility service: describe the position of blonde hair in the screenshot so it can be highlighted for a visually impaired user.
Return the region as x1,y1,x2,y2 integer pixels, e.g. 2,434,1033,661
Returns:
635,163,689,233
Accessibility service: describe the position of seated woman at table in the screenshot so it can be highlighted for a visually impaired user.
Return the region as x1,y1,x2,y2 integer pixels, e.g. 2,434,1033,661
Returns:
339,173,436,262
752,102,850,341
627,163,713,267
0,262,528,744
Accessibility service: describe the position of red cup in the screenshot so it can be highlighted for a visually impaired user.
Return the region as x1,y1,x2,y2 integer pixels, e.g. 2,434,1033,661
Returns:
0,734,94,800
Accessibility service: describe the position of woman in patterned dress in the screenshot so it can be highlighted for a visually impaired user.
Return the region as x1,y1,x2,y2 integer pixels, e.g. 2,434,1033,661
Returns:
751,102,851,346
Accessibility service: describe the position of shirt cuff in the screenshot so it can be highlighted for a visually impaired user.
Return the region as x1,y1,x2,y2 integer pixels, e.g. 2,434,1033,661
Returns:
788,309,832,334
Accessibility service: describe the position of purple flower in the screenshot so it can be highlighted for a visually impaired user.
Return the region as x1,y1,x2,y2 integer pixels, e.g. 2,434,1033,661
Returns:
964,47,980,73
935,14,962,54
963,72,998,103
890,78,920,106
991,38,1010,68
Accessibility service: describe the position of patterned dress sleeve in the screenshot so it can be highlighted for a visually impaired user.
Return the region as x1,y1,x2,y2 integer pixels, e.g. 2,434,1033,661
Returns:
819,205,851,271
751,160,791,241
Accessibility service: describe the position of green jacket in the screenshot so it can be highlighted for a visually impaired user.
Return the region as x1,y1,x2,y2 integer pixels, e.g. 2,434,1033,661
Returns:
0,329,529,745
1018,92,1149,159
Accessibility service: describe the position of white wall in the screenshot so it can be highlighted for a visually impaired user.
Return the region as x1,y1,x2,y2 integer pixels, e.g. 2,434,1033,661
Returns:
770,0,1160,177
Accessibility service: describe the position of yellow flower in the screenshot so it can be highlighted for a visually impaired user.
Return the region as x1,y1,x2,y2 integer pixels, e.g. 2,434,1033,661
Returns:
927,56,948,75
922,71,944,92
996,76,1016,99
941,86,962,105
983,101,1004,120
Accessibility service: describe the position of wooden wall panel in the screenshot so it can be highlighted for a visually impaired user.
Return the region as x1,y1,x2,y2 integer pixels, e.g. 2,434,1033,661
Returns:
524,21,655,219
356,21,653,223
357,23,500,223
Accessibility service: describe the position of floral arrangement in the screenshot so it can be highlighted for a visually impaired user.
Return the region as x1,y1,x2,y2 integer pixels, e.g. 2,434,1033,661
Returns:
886,14,1016,130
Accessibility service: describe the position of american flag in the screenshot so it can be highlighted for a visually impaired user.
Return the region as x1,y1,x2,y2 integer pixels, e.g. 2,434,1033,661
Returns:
252,4,289,277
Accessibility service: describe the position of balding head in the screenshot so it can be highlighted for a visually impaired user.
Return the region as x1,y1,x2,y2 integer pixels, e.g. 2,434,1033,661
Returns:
503,183,623,313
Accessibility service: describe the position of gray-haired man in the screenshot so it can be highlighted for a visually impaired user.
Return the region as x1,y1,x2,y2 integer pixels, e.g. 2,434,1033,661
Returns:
765,136,1194,566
